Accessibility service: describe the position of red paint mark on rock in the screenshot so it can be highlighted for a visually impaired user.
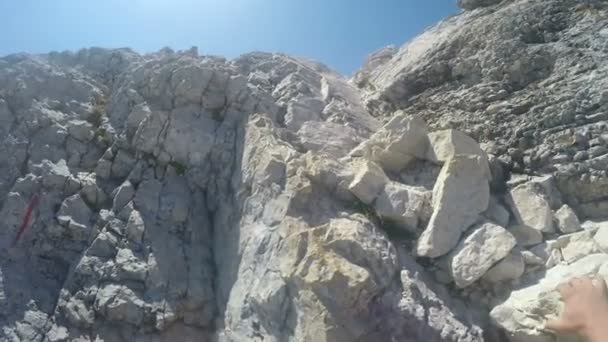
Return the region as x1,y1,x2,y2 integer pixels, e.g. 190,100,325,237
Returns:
11,194,40,247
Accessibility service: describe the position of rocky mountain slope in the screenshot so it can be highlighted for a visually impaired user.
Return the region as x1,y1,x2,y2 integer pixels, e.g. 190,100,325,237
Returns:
1,0,608,341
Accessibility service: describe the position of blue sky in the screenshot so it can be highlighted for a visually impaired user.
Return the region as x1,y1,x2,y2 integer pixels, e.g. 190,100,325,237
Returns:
0,0,458,75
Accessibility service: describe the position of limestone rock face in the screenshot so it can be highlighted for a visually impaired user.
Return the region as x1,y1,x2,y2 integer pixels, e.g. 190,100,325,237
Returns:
0,48,486,342
2,0,608,341
416,155,490,258
350,113,429,172
357,0,608,222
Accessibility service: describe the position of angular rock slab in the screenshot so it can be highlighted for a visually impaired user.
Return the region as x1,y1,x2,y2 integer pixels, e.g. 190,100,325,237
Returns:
558,230,600,264
508,183,555,234
554,205,582,234
593,221,608,252
491,254,608,342
416,155,490,258
449,221,517,288
373,182,431,233
347,159,388,205
426,129,487,164
57,194,93,239
509,224,543,248
350,113,428,172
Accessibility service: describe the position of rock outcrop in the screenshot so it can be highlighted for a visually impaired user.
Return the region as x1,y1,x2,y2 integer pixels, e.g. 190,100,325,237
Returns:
1,0,608,341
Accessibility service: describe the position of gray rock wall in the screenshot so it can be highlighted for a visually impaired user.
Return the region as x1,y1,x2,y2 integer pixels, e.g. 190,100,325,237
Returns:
0,1,607,341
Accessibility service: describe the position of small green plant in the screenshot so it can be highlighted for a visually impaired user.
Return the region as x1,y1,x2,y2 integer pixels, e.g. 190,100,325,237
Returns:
89,94,107,129
169,161,187,176
94,127,107,138
94,127,112,147
91,106,104,128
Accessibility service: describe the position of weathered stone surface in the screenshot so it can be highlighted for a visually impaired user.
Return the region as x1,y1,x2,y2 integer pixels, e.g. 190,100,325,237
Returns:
373,182,430,233
94,284,145,326
347,159,388,204
482,250,525,283
593,222,608,252
112,180,135,212
35,159,71,189
0,268,6,315
87,231,118,258
510,224,543,248
2,1,608,338
554,204,582,234
126,210,145,243
449,221,517,288
277,215,403,340
417,155,490,258
111,150,136,179
57,194,93,239
372,262,485,341
66,119,95,142
426,129,487,164
297,121,362,158
350,113,429,172
558,230,600,264
491,254,608,342
508,183,555,234
78,172,106,206
521,250,544,266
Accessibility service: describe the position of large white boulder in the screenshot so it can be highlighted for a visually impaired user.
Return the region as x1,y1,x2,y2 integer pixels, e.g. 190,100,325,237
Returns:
416,155,490,258
449,221,517,288
508,183,555,234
